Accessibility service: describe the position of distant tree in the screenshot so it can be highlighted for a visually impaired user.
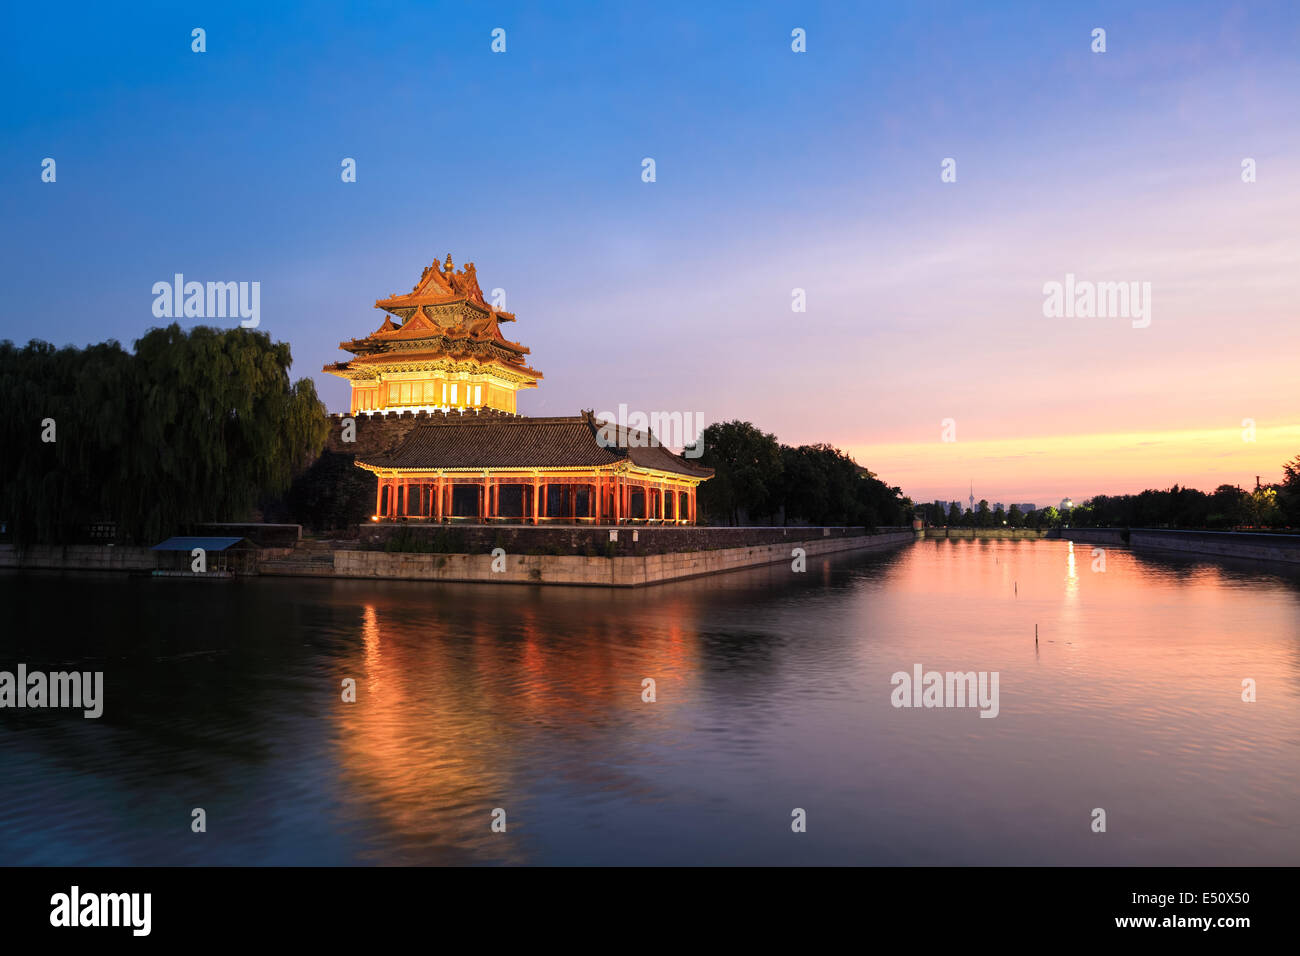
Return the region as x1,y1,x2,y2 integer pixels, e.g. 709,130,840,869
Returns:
1007,503,1024,528
1280,455,1300,526
690,423,909,527
1208,484,1248,529
947,501,963,525
693,421,783,525
1247,485,1283,528
1069,500,1095,527
855,468,908,527
976,499,993,528
993,504,1006,526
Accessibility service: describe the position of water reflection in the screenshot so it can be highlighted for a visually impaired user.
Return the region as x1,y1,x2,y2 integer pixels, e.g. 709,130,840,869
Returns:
1,538,1298,864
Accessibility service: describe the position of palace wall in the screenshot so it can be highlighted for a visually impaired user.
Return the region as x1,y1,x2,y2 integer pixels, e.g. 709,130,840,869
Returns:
348,522,906,556
322,408,519,459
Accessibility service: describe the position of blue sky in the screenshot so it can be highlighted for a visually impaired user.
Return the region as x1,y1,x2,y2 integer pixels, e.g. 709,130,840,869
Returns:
3,1,1298,502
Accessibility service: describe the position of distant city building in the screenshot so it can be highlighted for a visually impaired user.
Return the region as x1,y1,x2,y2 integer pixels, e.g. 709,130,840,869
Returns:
934,500,949,512
1014,503,1037,513
993,502,1005,512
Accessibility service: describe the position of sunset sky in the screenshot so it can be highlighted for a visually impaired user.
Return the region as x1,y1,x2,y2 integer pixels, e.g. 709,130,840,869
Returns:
2,1,1297,505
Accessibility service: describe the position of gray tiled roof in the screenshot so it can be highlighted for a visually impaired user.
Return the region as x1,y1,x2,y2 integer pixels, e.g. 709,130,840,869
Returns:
357,412,713,479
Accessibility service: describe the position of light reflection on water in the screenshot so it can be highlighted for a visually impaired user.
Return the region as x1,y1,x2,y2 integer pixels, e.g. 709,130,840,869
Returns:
1,538,1297,865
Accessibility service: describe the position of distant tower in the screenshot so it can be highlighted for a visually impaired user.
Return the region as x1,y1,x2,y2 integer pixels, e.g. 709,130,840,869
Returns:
969,481,975,513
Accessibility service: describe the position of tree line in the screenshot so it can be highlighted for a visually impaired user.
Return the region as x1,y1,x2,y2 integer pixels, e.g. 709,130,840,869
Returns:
915,460,1300,531
688,421,912,527
1063,472,1298,529
0,326,329,547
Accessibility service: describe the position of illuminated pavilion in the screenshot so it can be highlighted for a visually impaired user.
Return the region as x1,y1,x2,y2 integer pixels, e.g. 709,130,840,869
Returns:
325,256,712,524
324,253,540,414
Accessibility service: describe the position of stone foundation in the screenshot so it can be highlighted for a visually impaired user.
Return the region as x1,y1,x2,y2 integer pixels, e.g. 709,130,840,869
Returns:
263,530,917,587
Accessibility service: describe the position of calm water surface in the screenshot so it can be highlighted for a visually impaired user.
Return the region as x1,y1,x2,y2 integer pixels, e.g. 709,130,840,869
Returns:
2,538,1298,865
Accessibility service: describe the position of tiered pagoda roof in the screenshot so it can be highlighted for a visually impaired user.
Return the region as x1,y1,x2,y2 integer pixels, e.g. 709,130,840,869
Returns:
323,254,541,383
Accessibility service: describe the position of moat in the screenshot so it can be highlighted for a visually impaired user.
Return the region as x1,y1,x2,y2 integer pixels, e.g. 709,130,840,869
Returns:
2,537,1297,865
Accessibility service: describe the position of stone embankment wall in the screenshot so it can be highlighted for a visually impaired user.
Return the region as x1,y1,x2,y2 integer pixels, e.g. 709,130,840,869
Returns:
351,523,909,556
0,545,157,571
1059,528,1128,546
0,545,290,572
1063,528,1300,564
264,530,918,587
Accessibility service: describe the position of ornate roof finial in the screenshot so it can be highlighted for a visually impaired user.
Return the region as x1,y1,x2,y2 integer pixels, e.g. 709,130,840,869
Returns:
444,253,454,273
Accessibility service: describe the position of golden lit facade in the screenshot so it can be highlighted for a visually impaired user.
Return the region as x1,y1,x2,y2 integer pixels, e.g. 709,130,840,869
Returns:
324,255,541,414
355,411,713,525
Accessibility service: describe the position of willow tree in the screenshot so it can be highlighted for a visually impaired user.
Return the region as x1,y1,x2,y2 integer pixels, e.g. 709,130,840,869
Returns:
0,325,328,546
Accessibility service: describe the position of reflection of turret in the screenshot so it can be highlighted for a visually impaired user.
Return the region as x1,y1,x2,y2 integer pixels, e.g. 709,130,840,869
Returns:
332,593,706,863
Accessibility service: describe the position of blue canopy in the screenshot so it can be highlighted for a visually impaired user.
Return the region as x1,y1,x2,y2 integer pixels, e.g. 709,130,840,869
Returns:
151,536,250,552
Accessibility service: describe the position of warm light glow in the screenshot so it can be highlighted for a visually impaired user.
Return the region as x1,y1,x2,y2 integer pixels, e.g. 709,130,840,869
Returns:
850,424,1300,505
